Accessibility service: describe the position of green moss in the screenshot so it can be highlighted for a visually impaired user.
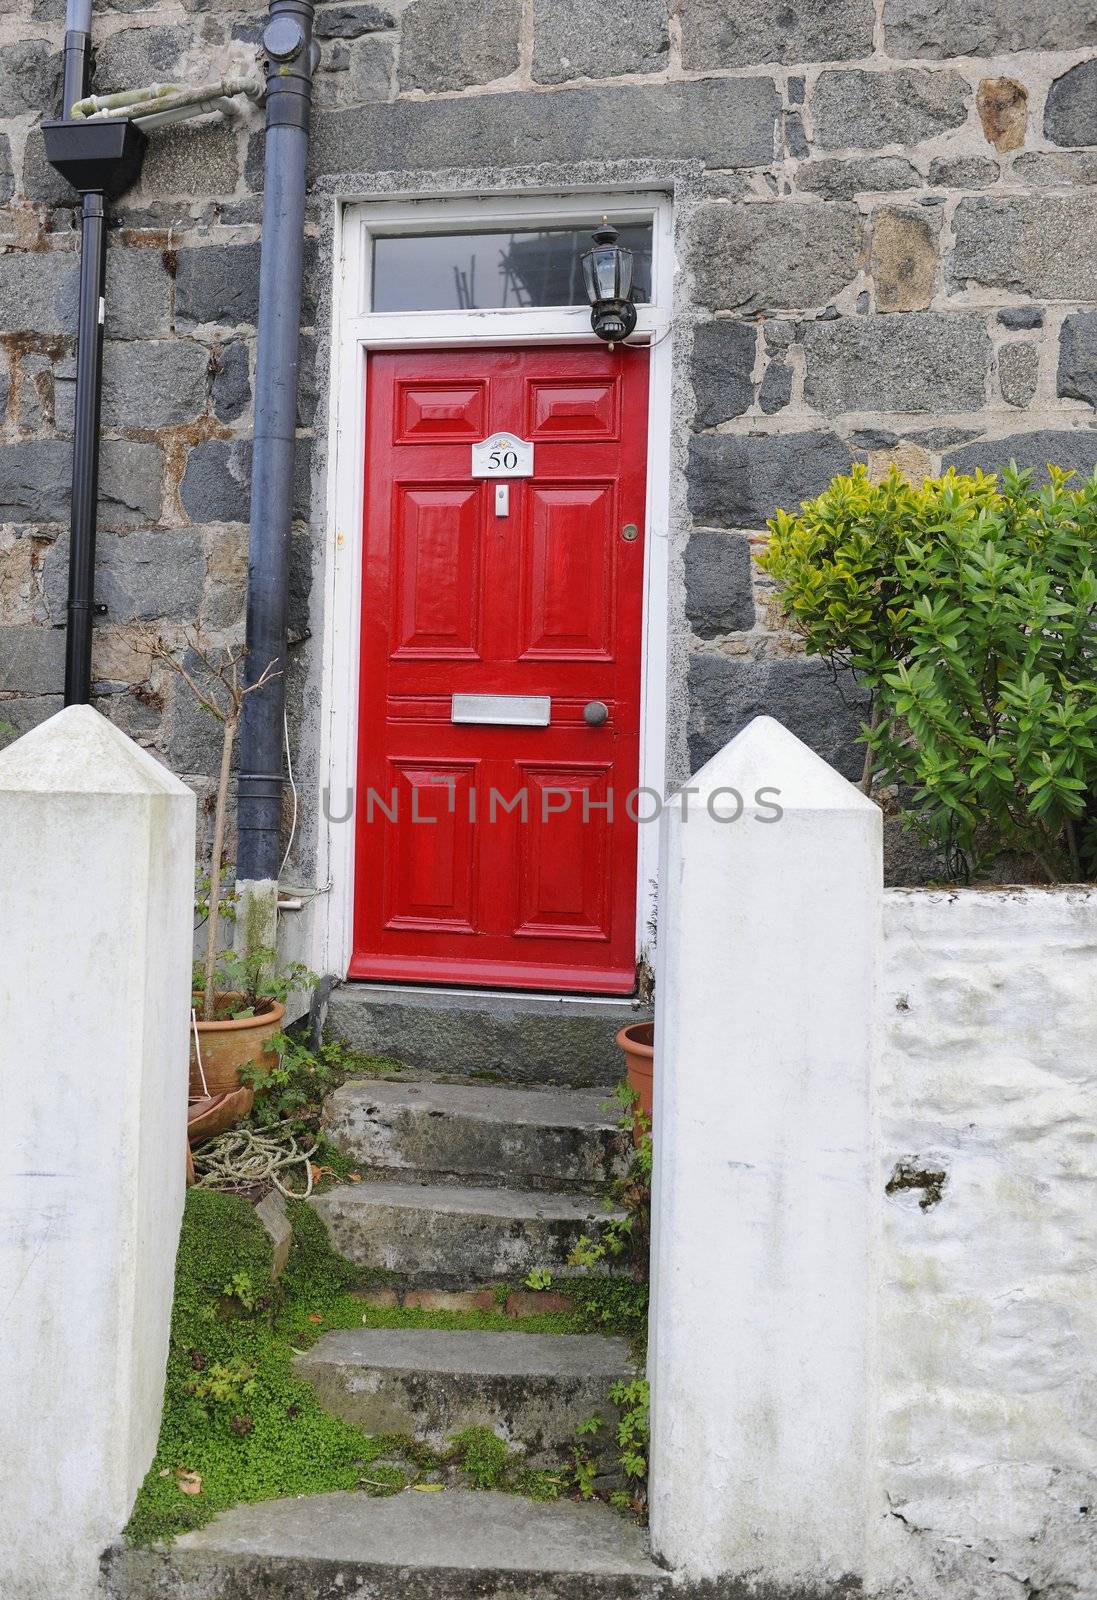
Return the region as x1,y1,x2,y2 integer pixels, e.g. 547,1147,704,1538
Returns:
126,1191,391,1548
450,1425,511,1490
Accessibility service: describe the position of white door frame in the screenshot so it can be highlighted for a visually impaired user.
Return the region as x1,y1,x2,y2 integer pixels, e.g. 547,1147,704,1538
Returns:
315,189,675,988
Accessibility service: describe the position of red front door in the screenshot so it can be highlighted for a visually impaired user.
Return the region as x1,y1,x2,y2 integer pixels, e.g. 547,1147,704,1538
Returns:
350,346,649,995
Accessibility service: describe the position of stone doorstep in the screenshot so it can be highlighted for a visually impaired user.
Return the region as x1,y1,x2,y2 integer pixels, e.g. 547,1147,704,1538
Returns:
104,1490,672,1600
311,1180,626,1287
295,1328,634,1464
323,1078,631,1194
325,983,649,1089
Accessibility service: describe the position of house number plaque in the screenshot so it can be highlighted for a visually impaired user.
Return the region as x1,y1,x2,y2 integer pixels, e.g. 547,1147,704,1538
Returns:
471,433,535,478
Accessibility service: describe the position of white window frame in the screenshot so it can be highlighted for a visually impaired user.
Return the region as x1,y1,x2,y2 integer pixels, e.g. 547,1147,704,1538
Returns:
315,189,675,989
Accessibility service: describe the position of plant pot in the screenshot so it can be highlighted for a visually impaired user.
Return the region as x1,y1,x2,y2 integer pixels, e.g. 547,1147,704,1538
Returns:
616,1021,654,1138
189,993,284,1098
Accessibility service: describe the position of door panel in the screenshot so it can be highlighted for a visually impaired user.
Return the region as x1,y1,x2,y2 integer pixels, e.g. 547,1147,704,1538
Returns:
352,346,649,994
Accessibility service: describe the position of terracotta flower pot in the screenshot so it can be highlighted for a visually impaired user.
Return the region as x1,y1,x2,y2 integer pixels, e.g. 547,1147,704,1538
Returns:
189,993,284,1098
616,1021,654,1138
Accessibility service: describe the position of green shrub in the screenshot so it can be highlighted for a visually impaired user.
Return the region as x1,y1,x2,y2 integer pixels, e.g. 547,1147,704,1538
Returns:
760,463,1097,881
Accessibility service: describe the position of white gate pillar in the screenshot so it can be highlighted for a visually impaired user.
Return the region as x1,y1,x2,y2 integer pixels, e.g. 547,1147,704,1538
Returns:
649,715,882,1587
0,707,195,1600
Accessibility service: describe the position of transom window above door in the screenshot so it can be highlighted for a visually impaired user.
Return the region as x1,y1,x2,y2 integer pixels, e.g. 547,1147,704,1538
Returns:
371,224,654,313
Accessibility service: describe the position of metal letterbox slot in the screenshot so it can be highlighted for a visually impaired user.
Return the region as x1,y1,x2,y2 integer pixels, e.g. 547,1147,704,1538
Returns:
451,694,551,727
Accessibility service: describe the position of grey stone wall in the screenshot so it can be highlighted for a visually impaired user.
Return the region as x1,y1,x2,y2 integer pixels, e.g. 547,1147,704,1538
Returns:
0,0,1095,883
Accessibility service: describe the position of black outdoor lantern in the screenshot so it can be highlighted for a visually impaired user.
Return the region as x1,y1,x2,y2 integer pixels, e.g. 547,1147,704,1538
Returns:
582,217,637,344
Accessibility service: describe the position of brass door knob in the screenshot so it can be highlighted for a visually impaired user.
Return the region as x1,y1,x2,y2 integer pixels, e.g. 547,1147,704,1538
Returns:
583,700,609,727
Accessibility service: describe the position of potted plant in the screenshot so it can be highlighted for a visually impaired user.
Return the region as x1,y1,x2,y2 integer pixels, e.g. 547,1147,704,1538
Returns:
616,1022,654,1134
190,945,315,1098
141,629,290,1095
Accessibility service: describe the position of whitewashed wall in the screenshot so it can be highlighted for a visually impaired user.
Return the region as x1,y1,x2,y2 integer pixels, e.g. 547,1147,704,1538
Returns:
873,887,1097,1599
650,717,1097,1599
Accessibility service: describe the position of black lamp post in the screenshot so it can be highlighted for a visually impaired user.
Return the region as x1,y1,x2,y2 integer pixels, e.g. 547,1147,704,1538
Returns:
581,217,637,345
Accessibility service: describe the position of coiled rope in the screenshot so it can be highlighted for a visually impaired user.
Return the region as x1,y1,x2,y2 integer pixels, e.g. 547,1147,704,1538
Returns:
193,1122,319,1198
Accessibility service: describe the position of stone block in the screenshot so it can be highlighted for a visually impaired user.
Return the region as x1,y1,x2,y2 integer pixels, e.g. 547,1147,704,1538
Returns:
998,305,1043,330
0,695,64,752
313,36,394,108
0,252,76,338
882,0,1097,58
784,112,809,160
1044,59,1097,150
803,314,990,414
166,658,225,775
1056,313,1097,409
98,441,164,529
759,360,793,414
313,4,395,38
179,437,250,524
976,78,1028,155
951,197,1097,302
684,528,755,638
0,38,60,114
1012,151,1097,186
871,207,939,313
399,0,520,92
690,319,756,429
101,340,210,430
687,653,871,781
689,202,862,313
139,124,241,199
680,0,874,68
19,128,75,207
100,250,173,340
42,530,205,625
687,430,853,530
175,243,262,329
813,69,969,151
928,155,997,189
0,439,72,522
92,26,186,95
533,0,668,82
945,430,1097,482
797,156,920,199
180,438,312,525
312,76,780,176
211,340,252,422
254,1191,292,1280
997,343,1039,409
0,626,66,696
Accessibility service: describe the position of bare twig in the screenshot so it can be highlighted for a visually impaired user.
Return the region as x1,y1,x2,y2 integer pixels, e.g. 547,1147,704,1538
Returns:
135,627,281,1018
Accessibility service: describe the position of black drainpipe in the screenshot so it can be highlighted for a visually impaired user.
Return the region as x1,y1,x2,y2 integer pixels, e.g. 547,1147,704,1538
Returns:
44,0,146,706
236,0,316,885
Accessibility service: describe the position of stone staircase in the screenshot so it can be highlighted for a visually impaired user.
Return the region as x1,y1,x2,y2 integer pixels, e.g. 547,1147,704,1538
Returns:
105,1001,666,1599
305,1073,633,1458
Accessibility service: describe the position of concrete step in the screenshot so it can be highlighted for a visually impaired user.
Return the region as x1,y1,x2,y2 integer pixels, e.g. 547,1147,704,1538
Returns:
312,1180,622,1285
105,1489,672,1599
295,1328,634,1463
323,1078,630,1193
324,983,650,1088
